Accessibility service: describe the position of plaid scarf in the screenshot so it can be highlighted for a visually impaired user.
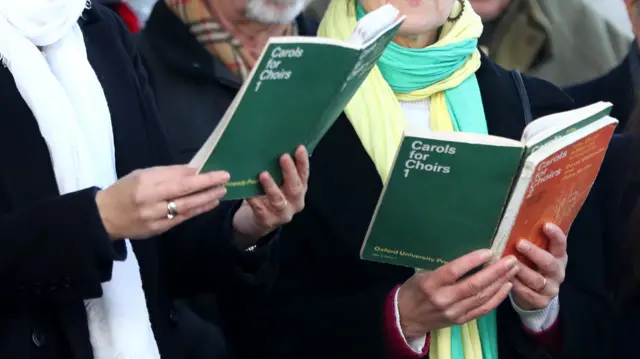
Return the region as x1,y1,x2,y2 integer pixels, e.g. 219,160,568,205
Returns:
167,0,298,81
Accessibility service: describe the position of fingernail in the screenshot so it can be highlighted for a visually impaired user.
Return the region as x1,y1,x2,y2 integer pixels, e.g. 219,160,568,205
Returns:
480,249,493,260
508,265,520,277
517,240,531,252
503,283,513,291
506,256,518,267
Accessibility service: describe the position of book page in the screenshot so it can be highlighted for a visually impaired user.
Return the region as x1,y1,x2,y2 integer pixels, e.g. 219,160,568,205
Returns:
348,4,401,45
522,102,613,153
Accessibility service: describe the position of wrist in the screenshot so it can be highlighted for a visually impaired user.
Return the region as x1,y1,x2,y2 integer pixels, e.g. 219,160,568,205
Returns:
397,284,431,339
95,189,120,241
231,202,267,247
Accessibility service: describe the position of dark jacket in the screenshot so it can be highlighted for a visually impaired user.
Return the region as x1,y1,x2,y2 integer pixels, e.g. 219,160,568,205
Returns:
0,5,256,359
137,3,627,359
565,43,638,129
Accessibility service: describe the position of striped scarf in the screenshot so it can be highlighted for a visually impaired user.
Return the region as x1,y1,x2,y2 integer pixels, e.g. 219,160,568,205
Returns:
166,0,298,81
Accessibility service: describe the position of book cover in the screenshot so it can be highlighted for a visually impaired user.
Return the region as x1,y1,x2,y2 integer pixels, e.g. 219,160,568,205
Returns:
193,20,403,200
500,122,618,266
361,133,524,270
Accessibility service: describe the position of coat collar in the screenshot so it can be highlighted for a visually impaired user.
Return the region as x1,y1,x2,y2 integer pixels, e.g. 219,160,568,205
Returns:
141,1,318,89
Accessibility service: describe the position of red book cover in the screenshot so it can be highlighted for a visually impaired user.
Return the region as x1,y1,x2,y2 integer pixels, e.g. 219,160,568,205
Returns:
499,123,617,267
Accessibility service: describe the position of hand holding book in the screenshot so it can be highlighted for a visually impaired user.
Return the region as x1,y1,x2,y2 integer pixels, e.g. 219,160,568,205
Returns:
232,146,309,247
510,223,568,310
397,250,519,340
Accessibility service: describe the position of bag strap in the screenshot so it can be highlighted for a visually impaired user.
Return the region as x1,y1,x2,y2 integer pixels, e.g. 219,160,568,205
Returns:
511,70,533,126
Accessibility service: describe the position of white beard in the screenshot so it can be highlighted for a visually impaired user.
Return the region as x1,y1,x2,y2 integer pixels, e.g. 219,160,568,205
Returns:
245,0,312,24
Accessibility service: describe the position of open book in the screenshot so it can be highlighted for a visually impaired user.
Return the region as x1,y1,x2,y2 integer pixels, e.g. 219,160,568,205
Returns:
188,5,405,200
360,102,618,270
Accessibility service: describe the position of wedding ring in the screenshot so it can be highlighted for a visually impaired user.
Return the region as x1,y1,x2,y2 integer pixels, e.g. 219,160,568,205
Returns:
272,199,288,212
538,277,547,292
167,201,178,220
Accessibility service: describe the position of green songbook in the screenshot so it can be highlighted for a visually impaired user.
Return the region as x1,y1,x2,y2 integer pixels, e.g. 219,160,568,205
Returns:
361,102,617,270
189,5,404,200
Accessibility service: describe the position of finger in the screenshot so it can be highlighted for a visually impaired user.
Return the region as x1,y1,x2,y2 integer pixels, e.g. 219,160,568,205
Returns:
153,198,221,234
150,186,227,220
431,249,494,287
512,263,547,292
445,266,518,324
543,223,567,259
511,277,555,309
455,282,512,325
155,170,230,200
517,239,560,276
439,256,518,301
246,197,269,217
145,165,197,181
259,172,287,210
280,153,304,200
295,145,310,186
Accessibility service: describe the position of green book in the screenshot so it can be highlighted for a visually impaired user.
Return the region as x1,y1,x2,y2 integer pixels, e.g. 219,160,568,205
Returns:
361,102,617,270
189,5,405,200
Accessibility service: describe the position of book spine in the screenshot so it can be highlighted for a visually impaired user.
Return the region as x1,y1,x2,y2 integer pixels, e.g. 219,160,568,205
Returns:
490,161,535,261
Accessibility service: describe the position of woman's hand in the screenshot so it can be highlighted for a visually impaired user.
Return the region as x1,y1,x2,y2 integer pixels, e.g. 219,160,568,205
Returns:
232,146,309,245
511,223,568,310
96,165,230,240
397,250,519,339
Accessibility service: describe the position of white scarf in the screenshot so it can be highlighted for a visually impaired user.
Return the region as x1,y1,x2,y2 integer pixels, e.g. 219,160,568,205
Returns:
0,1,160,358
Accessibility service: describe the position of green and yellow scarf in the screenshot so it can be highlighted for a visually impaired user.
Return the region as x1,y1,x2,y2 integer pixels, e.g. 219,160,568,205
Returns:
319,1,497,358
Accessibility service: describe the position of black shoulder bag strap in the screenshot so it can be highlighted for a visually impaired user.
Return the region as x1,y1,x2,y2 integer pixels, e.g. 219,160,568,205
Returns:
511,70,533,127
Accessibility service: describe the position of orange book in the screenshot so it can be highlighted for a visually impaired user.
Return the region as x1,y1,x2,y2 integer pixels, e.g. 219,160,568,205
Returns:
491,107,618,267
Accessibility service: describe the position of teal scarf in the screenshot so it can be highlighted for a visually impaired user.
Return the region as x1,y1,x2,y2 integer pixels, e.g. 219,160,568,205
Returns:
355,2,488,134
356,3,498,359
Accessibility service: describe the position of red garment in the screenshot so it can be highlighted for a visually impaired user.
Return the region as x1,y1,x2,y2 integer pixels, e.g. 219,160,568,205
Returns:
384,286,561,359
112,3,142,33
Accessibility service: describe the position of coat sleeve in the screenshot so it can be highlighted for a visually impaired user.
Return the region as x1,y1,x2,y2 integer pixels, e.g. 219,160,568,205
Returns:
0,187,124,304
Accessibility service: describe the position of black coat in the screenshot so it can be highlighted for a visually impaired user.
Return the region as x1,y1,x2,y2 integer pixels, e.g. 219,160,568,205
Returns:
137,3,629,359
565,43,637,129
0,5,257,359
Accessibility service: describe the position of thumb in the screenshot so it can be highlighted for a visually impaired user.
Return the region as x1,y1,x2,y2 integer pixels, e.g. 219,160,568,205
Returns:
543,223,567,258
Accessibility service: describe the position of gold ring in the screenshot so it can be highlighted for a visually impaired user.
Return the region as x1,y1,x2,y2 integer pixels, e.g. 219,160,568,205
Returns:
538,277,547,292
167,201,178,219
273,199,288,212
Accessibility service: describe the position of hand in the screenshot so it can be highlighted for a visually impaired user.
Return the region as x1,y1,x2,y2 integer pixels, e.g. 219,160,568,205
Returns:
397,250,519,339
511,223,568,310
96,165,230,240
232,146,309,243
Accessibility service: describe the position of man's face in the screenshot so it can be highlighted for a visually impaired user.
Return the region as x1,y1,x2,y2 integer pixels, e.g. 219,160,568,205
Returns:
468,0,511,21
244,0,314,24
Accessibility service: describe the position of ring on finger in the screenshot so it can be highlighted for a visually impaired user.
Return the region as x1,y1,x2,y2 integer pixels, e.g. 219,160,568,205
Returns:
537,277,547,292
167,201,179,220
271,198,288,212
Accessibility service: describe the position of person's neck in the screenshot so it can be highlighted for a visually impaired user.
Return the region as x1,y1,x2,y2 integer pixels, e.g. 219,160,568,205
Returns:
208,1,290,56
393,28,439,49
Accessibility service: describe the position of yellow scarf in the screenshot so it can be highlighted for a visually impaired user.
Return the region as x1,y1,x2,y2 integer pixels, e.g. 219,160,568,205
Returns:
318,0,483,183
318,1,489,358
